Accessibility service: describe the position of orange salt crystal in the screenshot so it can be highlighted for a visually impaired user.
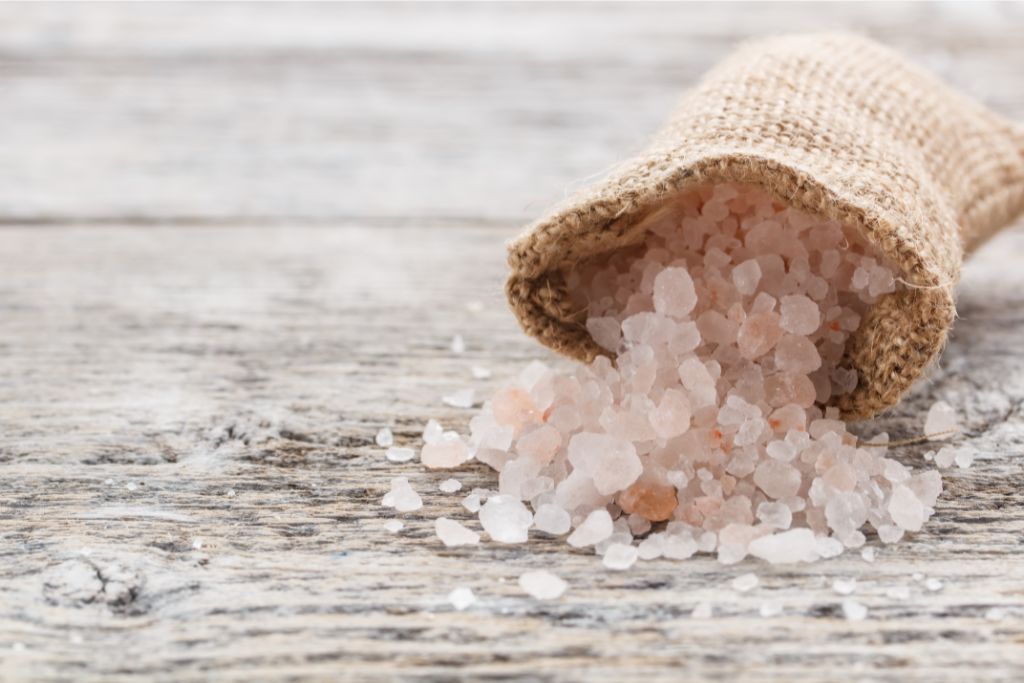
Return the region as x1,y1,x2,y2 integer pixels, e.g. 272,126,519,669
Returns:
618,481,678,522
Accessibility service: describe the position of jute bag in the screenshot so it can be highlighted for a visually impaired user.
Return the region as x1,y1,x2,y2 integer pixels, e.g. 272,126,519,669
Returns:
506,33,1024,420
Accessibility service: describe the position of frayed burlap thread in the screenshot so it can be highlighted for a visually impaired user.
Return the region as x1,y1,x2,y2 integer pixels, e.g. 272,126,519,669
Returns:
506,33,1024,420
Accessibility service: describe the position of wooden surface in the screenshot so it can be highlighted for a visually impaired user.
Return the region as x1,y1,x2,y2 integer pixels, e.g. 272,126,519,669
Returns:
1,3,1023,681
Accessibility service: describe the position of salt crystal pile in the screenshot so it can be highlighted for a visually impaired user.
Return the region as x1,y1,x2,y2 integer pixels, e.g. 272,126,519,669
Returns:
413,184,963,566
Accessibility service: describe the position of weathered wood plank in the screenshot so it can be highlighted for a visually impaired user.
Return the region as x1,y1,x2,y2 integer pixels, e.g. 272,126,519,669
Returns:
1,223,1023,681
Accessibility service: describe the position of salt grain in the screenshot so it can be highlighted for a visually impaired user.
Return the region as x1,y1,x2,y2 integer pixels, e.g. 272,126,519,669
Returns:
519,570,567,600
448,587,476,610
841,599,868,621
832,578,857,595
602,543,639,570
375,427,394,447
439,478,463,493
383,519,404,533
451,334,466,354
732,573,759,592
479,495,533,543
435,517,481,547
442,388,475,409
924,400,959,438
386,447,416,463
381,477,423,512
925,578,944,592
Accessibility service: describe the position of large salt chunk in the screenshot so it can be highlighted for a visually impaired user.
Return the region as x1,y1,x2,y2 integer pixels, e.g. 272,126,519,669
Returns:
435,517,481,547
442,388,475,408
748,528,819,564
519,570,568,600
567,433,642,495
924,401,960,439
653,267,697,318
567,509,614,547
779,294,820,335
678,358,717,407
533,504,572,535
756,501,793,530
887,484,925,532
478,495,533,543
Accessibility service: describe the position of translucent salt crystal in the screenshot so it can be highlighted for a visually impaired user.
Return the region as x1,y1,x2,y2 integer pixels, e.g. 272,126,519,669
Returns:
877,524,903,544
587,316,622,352
924,400,959,438
381,477,422,512
842,599,868,621
567,433,642,495
678,358,717,407
450,334,466,354
765,440,796,462
471,366,492,380
732,259,762,296
533,504,571,535
731,573,759,592
737,312,783,359
955,446,976,469
421,432,470,469
748,528,819,564
439,478,462,493
516,424,561,464
435,517,481,547
779,294,820,335
825,492,868,537
888,485,925,532
383,519,404,534
774,335,822,374
925,578,943,592
638,533,666,560
618,481,678,522
478,495,532,543
442,388,475,408
697,310,738,345
423,419,444,444
691,602,713,619
653,267,697,318
385,447,416,463
756,501,792,530
602,543,639,571
448,587,476,611
759,603,783,618
567,509,614,548
753,460,802,499
985,607,1006,622
650,389,692,439
861,547,876,563
832,578,857,595
518,570,567,600
375,427,394,447
933,446,956,468
462,493,482,513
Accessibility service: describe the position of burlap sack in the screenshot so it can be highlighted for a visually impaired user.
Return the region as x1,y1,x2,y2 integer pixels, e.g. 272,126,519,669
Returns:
506,33,1024,420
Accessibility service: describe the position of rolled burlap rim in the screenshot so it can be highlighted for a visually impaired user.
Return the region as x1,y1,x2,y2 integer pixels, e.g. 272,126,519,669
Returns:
506,33,1024,420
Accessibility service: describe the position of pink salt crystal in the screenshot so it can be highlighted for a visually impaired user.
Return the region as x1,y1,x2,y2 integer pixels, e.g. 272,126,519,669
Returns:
653,267,697,318
519,570,567,600
753,460,802,499
567,433,642,495
877,524,904,544
747,528,819,564
471,365,492,380
678,358,717,407
491,387,539,431
515,424,562,465
669,321,702,354
451,334,466,354
435,517,481,547
697,310,739,346
478,495,533,543
731,573,759,592
732,259,762,296
533,504,571,535
567,509,614,547
887,485,925,532
779,294,820,335
587,316,622,352
602,543,639,570
649,389,692,439
774,335,822,374
618,481,678,522
924,401,960,438
421,432,470,469
736,312,783,359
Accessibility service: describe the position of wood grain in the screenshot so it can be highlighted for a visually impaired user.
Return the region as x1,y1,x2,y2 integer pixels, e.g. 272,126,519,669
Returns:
1,3,1023,682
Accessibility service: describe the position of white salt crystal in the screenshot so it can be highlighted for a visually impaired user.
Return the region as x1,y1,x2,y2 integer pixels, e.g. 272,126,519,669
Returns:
748,528,819,564
423,419,444,444
435,517,481,547
375,427,394,447
888,484,925,532
774,334,821,374
653,267,697,318
533,504,571,535
955,446,976,469
421,432,470,469
602,543,639,571
759,602,783,618
519,570,567,600
841,599,868,621
832,578,857,595
933,446,956,468
439,478,463,493
381,477,422,512
877,524,904,544
691,602,713,619
567,433,642,495
731,573,759,592
779,294,820,335
451,334,466,354
478,495,533,544
386,447,416,463
753,460,802,499
442,388,475,408
587,316,622,352
383,519,404,534
816,536,845,559
567,509,614,548
462,493,482,513
861,547,876,563
471,365,492,380
924,401,960,439
912,572,924,582
925,578,944,592
448,587,476,611
732,259,762,296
